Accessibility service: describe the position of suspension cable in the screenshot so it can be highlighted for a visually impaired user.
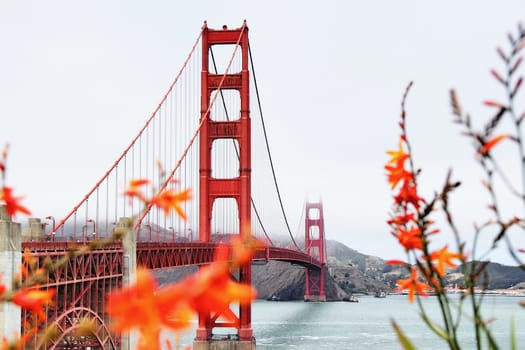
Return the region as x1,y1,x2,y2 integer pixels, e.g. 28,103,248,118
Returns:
295,200,306,249
209,47,274,245
136,24,248,228
248,40,299,250
52,29,204,234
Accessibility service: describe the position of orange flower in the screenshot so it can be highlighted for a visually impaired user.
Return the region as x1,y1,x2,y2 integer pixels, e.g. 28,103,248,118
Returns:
151,188,192,219
427,245,464,277
0,143,9,175
392,226,423,251
107,243,256,349
387,259,407,266
396,268,430,303
479,134,510,156
394,181,424,209
385,164,413,189
387,213,415,226
0,334,27,350
129,178,151,187
385,139,414,189
106,268,192,350
0,274,6,296
386,140,409,166
0,186,31,217
173,244,257,324
230,235,266,265
12,289,55,319
124,178,150,203
483,100,506,108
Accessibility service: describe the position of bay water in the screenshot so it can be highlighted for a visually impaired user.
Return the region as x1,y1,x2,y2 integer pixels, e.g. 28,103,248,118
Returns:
174,294,525,349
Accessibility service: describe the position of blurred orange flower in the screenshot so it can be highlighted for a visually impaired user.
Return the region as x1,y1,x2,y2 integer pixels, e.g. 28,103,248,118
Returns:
395,268,430,303
107,268,192,350
0,143,8,175
151,188,192,219
124,178,192,220
0,337,18,350
386,140,409,166
427,245,464,277
107,243,257,349
385,164,413,190
230,235,266,266
124,178,150,203
387,213,415,226
0,186,31,217
392,226,423,251
182,244,257,322
385,140,413,189
0,274,5,296
394,182,424,209
12,289,55,320
479,134,510,156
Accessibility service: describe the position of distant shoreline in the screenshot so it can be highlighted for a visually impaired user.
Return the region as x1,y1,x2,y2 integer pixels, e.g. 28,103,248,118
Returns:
390,289,525,297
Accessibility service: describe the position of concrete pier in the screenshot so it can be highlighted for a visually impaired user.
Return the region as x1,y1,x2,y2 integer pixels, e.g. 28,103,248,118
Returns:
0,205,22,338
117,217,137,350
21,217,45,241
193,337,256,350
304,295,327,302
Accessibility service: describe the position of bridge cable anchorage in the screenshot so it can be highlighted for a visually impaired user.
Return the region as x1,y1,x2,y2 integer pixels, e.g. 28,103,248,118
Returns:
52,29,204,235
209,47,274,246
248,41,300,250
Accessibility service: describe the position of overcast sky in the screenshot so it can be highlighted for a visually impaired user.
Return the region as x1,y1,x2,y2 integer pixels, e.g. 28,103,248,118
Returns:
1,1,524,265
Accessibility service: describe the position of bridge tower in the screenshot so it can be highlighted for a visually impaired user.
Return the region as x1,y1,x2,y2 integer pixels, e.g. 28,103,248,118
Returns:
304,201,327,302
196,21,255,349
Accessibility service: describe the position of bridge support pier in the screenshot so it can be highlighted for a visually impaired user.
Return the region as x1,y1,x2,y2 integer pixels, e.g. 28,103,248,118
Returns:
0,205,22,339
193,338,256,350
21,217,45,241
118,217,138,350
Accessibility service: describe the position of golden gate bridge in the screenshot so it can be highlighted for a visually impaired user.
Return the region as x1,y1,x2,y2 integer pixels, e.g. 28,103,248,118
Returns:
0,21,328,349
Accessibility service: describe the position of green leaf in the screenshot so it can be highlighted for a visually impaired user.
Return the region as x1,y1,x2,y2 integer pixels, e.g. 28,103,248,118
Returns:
510,316,516,350
392,320,417,350
420,312,450,341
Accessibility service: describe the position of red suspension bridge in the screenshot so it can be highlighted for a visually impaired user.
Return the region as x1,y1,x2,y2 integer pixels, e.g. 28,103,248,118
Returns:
2,21,328,349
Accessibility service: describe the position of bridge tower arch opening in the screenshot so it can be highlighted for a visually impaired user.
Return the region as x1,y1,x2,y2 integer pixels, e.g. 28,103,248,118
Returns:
304,201,327,302
197,21,255,349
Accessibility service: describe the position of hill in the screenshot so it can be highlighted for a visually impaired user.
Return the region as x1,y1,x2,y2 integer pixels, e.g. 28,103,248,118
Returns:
153,239,525,300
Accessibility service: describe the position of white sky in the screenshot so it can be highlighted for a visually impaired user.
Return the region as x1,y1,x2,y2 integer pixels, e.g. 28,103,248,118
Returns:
1,1,524,265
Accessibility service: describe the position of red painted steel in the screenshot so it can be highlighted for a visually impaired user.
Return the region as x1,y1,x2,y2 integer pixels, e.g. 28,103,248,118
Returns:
136,242,216,268
198,21,253,341
136,243,324,270
15,22,331,348
18,239,323,348
304,202,327,301
21,241,123,349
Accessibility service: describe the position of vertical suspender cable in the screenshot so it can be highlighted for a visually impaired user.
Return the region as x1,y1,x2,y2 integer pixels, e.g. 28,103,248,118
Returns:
209,47,274,245
248,41,299,250
51,30,203,235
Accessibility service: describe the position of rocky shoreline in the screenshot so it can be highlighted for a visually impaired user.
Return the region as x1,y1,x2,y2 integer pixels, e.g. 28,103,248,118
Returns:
153,240,525,302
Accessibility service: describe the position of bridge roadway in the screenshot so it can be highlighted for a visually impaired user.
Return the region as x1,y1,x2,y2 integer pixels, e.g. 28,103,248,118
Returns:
136,241,324,270
21,240,324,270
130,242,322,269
